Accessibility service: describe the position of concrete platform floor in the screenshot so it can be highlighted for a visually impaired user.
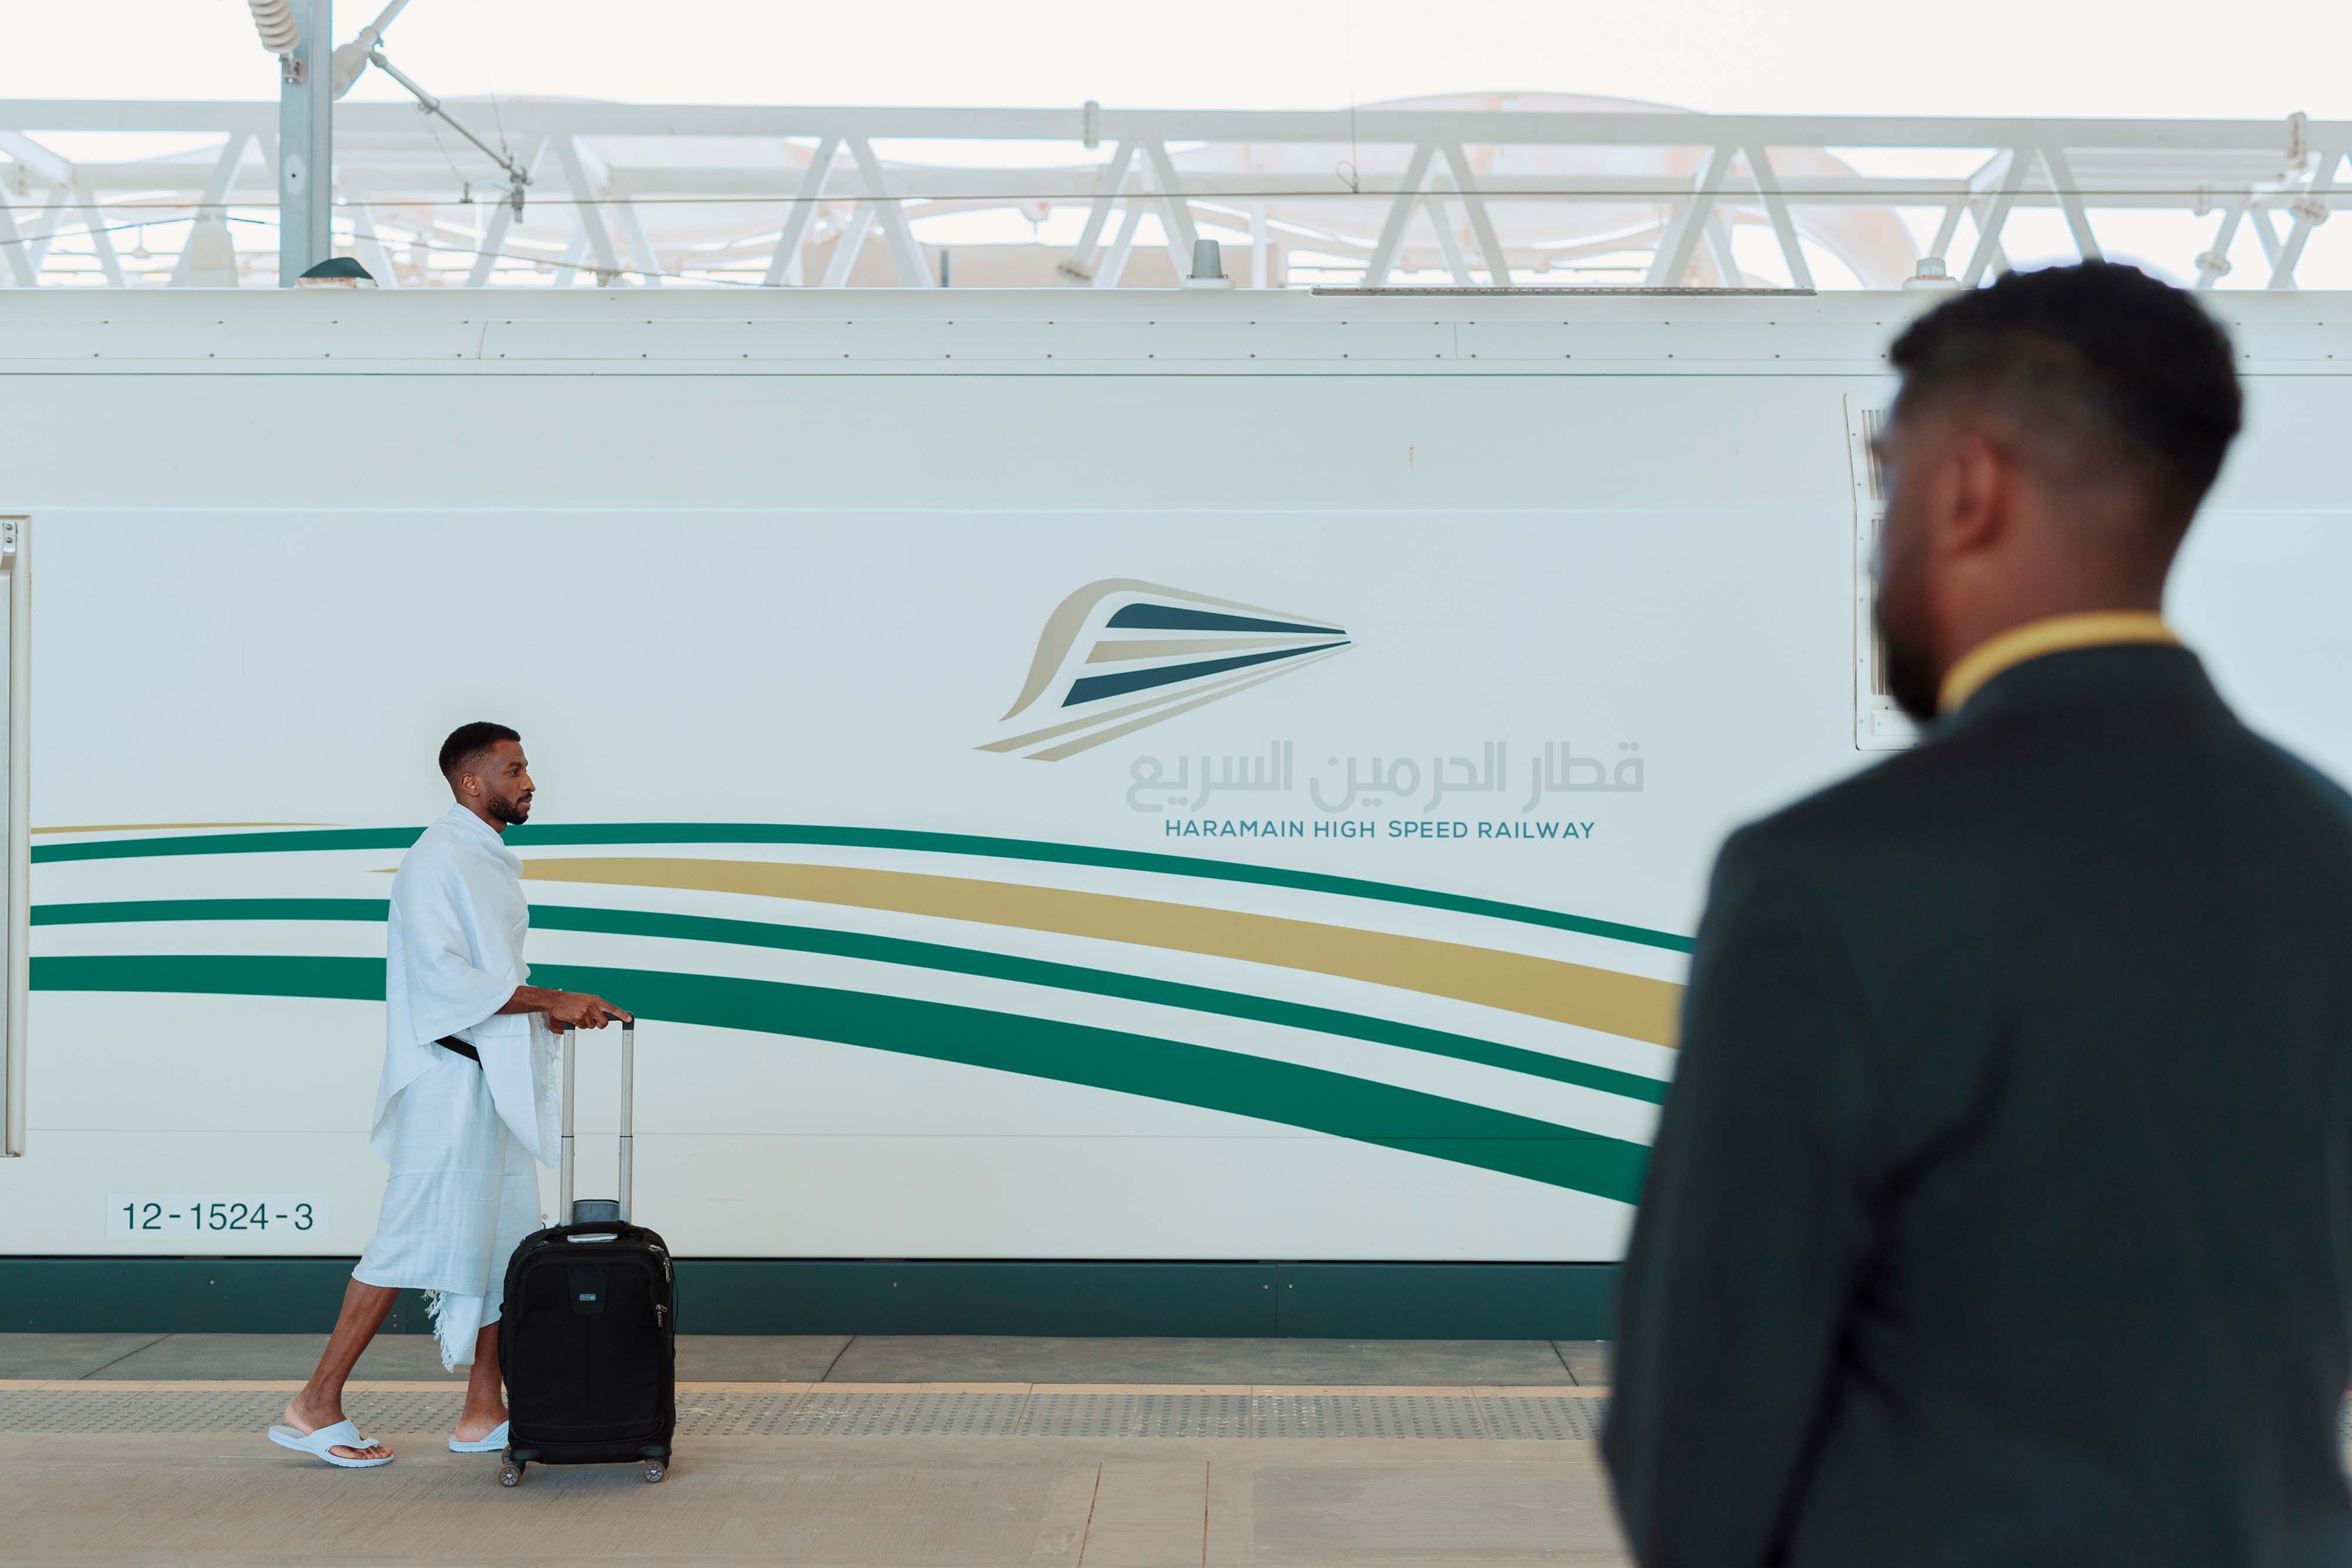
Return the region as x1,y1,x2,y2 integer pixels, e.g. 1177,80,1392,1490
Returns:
0,1336,1625,1563
0,1430,1631,1566
0,1333,1614,1387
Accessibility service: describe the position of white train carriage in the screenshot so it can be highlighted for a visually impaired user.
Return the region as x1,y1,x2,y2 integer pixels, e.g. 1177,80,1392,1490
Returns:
0,286,2343,1330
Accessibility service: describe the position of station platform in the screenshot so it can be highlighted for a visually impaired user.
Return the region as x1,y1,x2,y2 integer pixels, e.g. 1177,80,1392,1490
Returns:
0,1334,1625,1565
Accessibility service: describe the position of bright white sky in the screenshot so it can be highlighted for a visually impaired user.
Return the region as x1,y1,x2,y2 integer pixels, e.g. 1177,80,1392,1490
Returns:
2,0,2347,118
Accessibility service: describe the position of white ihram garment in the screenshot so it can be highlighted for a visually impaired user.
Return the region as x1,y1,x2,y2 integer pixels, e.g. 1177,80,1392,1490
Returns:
354,804,561,1370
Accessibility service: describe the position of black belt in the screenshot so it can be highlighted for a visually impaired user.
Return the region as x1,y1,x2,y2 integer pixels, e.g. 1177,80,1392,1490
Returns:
434,1035,482,1064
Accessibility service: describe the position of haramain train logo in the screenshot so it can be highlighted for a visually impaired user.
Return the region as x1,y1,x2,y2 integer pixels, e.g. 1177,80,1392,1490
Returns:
978,580,1352,761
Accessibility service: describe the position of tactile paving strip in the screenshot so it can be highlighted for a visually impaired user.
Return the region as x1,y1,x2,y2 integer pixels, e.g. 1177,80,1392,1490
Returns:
781,1391,1030,1437
674,1390,806,1438
0,1389,463,1435
0,1387,1616,1441
1254,1394,1488,1440
1018,1393,1255,1438
1482,1395,1608,1440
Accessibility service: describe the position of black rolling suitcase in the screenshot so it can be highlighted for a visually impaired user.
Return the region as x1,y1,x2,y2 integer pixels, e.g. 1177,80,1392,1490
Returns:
497,1021,676,1486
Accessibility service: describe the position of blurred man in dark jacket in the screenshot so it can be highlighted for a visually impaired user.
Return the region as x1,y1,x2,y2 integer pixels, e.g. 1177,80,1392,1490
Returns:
1605,262,2352,1568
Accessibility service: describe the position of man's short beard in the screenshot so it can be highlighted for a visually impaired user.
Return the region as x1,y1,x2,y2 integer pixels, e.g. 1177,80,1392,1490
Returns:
1872,591,1942,723
485,791,532,825
1870,511,1942,723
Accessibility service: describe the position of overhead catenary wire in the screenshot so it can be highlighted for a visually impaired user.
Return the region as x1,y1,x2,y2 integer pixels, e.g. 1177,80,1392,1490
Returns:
0,212,769,287
365,49,534,204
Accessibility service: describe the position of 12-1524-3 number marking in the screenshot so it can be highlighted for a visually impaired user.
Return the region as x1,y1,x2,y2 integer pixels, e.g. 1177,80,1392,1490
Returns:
105,1193,329,1241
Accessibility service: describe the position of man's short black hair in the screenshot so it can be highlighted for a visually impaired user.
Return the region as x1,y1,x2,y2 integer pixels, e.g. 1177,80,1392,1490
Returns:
1889,260,2241,530
439,721,520,781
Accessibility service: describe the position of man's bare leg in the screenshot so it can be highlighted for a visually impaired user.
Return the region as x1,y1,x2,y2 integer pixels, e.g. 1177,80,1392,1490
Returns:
282,1278,399,1460
455,1320,507,1443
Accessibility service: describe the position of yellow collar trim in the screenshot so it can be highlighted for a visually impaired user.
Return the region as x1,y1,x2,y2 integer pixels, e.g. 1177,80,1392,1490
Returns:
1937,611,2178,714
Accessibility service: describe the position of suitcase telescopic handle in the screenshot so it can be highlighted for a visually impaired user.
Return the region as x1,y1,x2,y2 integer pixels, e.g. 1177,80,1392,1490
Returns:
558,1018,634,1226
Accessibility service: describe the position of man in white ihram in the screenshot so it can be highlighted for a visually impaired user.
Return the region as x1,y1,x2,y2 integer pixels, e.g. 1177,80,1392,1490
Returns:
268,722,630,1467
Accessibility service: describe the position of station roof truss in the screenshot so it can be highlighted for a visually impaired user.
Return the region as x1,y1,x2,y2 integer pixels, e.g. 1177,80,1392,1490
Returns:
0,96,2344,292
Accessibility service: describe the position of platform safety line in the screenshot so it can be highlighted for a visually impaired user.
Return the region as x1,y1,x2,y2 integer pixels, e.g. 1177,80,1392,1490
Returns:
0,1379,1610,1396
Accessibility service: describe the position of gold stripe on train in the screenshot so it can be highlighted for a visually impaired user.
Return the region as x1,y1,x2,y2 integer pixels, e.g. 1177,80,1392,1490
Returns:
520,856,1683,1048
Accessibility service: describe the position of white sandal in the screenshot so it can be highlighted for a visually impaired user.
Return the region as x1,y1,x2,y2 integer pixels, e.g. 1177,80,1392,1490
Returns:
449,1419,509,1453
267,1417,393,1468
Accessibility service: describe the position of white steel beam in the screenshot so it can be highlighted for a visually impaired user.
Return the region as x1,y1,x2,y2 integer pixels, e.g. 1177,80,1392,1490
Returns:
1960,149,2029,285
554,136,627,281
1645,145,1730,286
1745,145,1816,290
1703,210,1741,285
7,99,2350,291
1925,199,1967,265
1362,142,1438,286
1093,200,1144,289
2040,146,2102,260
616,199,663,283
1439,143,1511,284
0,132,71,189
6,100,2351,151
1422,192,1473,283
820,201,877,287
19,194,65,275
846,135,933,287
76,185,125,286
2267,148,2340,289
1064,141,1134,283
1142,139,1201,276
0,192,32,287
549,223,589,287
79,156,2350,209
761,133,841,286
2250,204,2284,268
2195,202,2243,289
349,197,396,289
566,135,663,280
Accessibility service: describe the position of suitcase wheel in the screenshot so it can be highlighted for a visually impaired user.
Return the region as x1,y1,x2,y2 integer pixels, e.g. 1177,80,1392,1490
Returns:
498,1455,524,1488
642,1460,667,1483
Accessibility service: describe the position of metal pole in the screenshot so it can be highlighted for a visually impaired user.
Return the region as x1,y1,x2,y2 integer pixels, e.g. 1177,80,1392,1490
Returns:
278,0,332,285
617,1022,634,1223
559,1026,576,1223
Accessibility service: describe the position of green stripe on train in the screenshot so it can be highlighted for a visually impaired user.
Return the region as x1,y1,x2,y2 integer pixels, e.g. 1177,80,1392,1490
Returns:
34,898,1670,1105
31,954,1652,1205
31,823,1695,953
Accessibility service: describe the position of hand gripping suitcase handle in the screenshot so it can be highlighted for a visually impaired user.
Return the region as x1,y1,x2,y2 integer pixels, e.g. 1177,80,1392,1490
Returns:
557,1019,634,1226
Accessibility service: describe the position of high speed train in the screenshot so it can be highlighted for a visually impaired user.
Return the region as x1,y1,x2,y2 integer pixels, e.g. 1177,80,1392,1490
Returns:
0,285,2343,1334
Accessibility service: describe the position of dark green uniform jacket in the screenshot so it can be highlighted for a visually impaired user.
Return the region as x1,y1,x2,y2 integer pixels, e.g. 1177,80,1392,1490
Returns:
1605,642,2352,1567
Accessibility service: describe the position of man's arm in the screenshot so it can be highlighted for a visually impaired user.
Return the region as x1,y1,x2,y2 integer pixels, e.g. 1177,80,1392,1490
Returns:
499,984,632,1031
1602,827,1877,1567
398,862,631,1037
